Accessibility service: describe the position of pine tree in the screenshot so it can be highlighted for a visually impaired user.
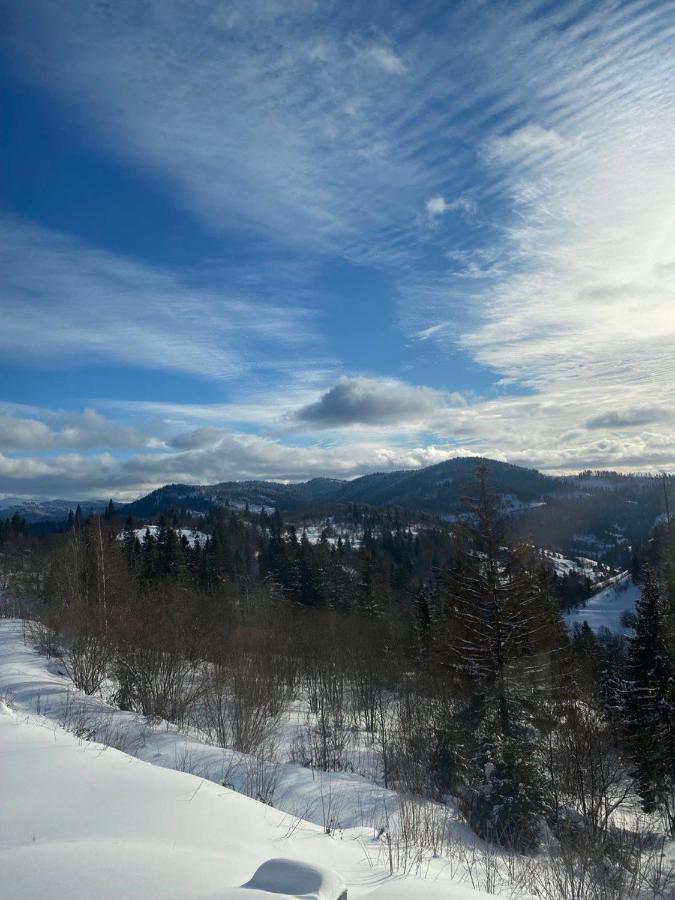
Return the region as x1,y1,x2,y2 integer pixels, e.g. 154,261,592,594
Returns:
624,568,675,833
434,465,563,849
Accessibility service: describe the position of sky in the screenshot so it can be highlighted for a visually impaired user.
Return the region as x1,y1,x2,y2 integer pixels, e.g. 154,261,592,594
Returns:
1,0,674,500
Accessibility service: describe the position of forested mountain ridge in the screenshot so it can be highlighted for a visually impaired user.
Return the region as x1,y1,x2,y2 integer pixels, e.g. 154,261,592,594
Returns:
2,457,668,567
121,457,559,518
0,497,107,523
119,457,667,566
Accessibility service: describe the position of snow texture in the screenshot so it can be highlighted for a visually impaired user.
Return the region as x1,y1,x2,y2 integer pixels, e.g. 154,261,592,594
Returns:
242,858,346,899
0,619,495,900
564,574,641,634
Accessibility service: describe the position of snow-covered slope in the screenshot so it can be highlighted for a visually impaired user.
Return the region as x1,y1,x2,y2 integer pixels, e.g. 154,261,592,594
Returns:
564,575,641,634
0,620,497,900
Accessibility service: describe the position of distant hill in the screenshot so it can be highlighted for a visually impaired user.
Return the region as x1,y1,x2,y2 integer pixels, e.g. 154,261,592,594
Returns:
119,457,666,566
0,496,108,524
322,457,559,511
8,458,662,566
121,457,556,520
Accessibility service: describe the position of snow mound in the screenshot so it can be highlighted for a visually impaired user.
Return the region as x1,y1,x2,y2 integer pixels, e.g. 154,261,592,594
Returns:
243,859,347,899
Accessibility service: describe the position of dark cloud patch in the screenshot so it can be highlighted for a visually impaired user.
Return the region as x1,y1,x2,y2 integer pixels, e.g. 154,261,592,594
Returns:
296,377,442,428
584,407,666,430
170,427,225,450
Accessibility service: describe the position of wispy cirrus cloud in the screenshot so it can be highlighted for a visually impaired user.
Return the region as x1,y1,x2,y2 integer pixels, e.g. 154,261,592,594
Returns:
482,124,572,166
2,1,428,256
0,217,317,379
425,195,476,224
358,41,406,75
2,0,675,495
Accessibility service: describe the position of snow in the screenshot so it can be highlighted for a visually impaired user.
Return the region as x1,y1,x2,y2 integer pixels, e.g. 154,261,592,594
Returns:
564,574,641,635
292,520,427,550
542,549,621,592
243,858,346,899
230,501,275,514
293,525,363,549
0,705,365,900
499,495,546,513
371,883,496,900
0,623,400,834
0,619,497,900
2,615,672,898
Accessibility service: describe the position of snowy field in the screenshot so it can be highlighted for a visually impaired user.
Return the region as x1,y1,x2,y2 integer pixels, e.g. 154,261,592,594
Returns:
0,618,499,899
564,575,641,635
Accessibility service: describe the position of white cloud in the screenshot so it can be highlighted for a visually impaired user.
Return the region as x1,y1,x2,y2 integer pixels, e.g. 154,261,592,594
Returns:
361,43,406,75
425,195,448,218
1,380,674,499
0,218,317,379
407,1,675,474
0,431,471,500
0,407,146,452
483,124,571,165
1,3,426,256
2,1,675,487
425,195,475,222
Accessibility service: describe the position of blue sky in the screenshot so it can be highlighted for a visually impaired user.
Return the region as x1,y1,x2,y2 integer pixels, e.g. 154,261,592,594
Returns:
1,0,674,499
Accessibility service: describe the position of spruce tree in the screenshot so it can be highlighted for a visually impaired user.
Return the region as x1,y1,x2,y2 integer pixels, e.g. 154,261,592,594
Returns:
624,568,675,833
434,465,562,850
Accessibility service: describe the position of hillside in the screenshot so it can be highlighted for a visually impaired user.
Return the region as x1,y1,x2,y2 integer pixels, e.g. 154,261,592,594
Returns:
0,496,107,523
0,618,510,900
118,457,665,565
3,457,666,567
121,457,557,518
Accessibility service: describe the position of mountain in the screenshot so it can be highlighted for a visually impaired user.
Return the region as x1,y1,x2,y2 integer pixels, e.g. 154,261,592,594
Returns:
120,457,667,566
121,480,300,519
6,458,662,566
121,457,554,520
0,497,108,524
320,457,559,511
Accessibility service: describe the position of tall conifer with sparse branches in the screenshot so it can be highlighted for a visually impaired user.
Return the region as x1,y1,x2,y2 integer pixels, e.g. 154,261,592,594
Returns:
433,464,564,850
624,565,675,833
